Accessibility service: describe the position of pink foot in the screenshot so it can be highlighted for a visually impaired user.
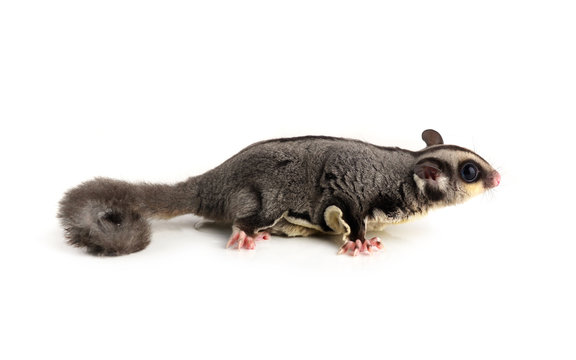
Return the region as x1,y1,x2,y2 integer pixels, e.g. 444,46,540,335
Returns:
226,229,270,250
337,237,383,256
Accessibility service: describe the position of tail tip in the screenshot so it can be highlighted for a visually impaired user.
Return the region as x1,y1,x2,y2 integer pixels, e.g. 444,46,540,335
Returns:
58,178,152,256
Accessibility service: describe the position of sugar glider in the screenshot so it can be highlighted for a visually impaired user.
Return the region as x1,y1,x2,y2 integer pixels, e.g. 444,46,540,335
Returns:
58,129,500,256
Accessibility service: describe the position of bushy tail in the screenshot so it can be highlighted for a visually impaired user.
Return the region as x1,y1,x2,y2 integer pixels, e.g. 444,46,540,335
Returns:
58,177,197,256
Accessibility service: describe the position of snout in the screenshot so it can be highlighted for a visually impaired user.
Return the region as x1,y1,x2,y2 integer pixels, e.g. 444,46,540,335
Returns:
486,171,501,188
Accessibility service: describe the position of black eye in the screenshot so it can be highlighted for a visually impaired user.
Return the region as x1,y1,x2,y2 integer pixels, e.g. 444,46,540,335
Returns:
460,163,479,183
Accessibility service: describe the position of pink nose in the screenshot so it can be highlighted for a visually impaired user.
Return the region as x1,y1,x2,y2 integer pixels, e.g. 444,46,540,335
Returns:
488,171,501,188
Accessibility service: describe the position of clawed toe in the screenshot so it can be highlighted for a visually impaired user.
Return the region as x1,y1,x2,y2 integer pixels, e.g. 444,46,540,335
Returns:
226,229,270,250
338,237,383,256
254,233,270,241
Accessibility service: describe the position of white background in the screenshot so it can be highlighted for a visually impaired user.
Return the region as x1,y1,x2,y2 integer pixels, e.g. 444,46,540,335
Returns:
1,1,575,359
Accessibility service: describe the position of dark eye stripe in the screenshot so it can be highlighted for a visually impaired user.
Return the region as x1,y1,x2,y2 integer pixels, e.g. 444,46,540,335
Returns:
414,145,490,165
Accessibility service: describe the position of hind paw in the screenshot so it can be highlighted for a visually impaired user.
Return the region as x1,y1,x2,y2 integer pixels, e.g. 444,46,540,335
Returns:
226,229,270,250
337,237,383,256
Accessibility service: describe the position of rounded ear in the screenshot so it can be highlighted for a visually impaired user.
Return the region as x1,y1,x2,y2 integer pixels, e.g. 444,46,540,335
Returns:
422,129,444,147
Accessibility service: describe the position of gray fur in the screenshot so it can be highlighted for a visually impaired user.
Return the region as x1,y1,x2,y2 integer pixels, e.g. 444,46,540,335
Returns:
58,130,499,256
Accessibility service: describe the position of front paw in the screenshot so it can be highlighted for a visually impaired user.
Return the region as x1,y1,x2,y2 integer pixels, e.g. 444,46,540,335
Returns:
337,237,383,256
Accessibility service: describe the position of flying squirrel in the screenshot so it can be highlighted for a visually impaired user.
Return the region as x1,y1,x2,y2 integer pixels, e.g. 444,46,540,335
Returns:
58,129,500,256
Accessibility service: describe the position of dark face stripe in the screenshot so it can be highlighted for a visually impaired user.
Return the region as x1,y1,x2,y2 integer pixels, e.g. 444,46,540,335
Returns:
413,145,490,164
425,184,446,202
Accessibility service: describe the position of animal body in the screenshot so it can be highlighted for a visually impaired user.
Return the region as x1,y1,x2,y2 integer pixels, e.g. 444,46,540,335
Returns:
58,129,500,256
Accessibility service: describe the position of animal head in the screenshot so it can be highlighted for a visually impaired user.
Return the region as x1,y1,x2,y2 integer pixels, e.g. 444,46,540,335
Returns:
413,129,500,206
